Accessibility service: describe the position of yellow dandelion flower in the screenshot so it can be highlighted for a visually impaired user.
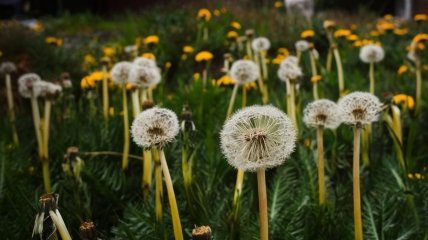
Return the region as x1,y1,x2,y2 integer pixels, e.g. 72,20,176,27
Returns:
412,33,428,43
277,48,289,56
414,173,424,179
393,94,415,110
408,173,414,179
272,55,286,65
45,36,63,46
414,14,428,22
102,47,115,57
384,14,394,20
193,73,200,81
90,71,107,82
144,35,159,45
301,29,315,39
311,75,322,83
216,75,235,86
377,21,394,32
334,29,351,38
165,62,172,69
195,51,213,62
183,45,194,53
80,76,95,89
394,28,408,36
213,9,221,16
370,30,381,37
197,8,212,21
274,1,284,8
84,54,96,65
135,36,144,46
397,65,409,75
347,34,359,42
141,52,156,60
227,31,239,39
230,21,241,30
244,81,257,90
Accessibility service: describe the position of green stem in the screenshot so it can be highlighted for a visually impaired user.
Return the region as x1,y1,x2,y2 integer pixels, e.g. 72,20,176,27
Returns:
31,96,43,158
333,48,345,96
153,148,163,221
226,84,239,119
121,86,130,170
317,126,326,205
361,125,371,167
257,169,268,240
142,149,152,199
102,65,109,120
326,48,333,72
415,58,422,116
5,74,19,146
131,90,141,118
353,126,363,240
42,100,52,193
369,62,375,95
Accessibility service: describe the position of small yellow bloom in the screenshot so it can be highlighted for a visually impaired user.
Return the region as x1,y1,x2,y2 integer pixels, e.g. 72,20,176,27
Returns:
311,75,322,83
274,1,284,8
195,51,213,62
414,14,428,22
230,21,241,30
370,30,381,37
227,31,239,39
197,8,212,21
394,28,408,36
272,55,286,65
30,20,43,33
165,62,172,69
414,173,424,179
301,29,315,39
144,35,159,45
83,54,96,69
244,82,257,90
347,34,359,42
126,83,136,90
213,9,221,16
90,71,106,82
377,21,394,32
141,52,156,60
45,36,63,47
135,36,144,46
334,29,351,38
193,73,200,81
323,20,336,30
408,173,414,179
183,45,194,53
216,75,235,86
350,24,358,30
397,65,409,75
412,33,428,43
102,47,115,57
109,107,115,116
384,14,394,20
80,76,95,89
393,94,415,110
277,48,289,56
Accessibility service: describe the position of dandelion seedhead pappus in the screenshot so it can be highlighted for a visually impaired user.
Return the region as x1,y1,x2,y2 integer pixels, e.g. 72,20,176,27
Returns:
131,107,179,148
0,61,17,74
18,73,42,98
303,99,343,129
111,61,132,84
277,57,302,82
35,81,63,99
338,91,382,126
129,65,161,87
295,40,310,52
133,57,157,68
32,193,66,240
252,37,271,52
359,44,385,63
221,105,296,171
230,60,259,85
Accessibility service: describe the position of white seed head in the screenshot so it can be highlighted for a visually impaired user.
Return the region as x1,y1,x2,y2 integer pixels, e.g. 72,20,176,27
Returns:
18,73,41,98
277,57,302,82
128,65,161,87
359,44,385,63
111,61,132,84
0,61,17,74
251,37,271,52
220,105,297,171
295,40,310,52
131,107,179,148
230,60,259,85
338,91,382,126
124,45,138,53
407,50,417,62
133,57,157,68
303,99,343,129
33,81,63,99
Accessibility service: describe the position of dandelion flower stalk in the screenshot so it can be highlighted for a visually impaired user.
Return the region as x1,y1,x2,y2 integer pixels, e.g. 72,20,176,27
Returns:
5,73,19,146
333,47,345,96
383,105,405,170
369,62,375,94
131,88,140,118
102,65,109,120
316,126,326,204
42,99,52,193
338,92,382,240
309,50,319,99
152,147,163,220
257,168,268,240
415,57,422,116
121,84,130,170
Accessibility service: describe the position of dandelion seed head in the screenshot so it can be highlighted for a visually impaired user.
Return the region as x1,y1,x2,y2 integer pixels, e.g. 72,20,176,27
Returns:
221,105,296,171
230,60,259,85
338,92,382,126
131,107,179,148
111,61,132,84
133,57,157,68
0,61,17,74
252,37,271,52
128,65,161,87
303,99,343,129
295,40,310,52
359,44,385,63
18,73,41,98
277,57,302,82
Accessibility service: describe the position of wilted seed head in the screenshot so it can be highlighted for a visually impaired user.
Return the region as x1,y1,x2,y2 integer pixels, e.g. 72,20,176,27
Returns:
79,220,99,240
142,100,155,110
32,193,59,239
221,105,296,171
303,99,343,129
359,44,385,63
277,57,302,82
128,65,161,87
252,37,271,52
133,57,157,68
230,60,259,85
245,29,255,38
0,61,17,74
338,91,382,126
295,40,310,52
18,73,41,98
35,81,63,100
131,107,179,148
192,225,212,240
181,104,196,132
60,72,72,89
111,61,132,84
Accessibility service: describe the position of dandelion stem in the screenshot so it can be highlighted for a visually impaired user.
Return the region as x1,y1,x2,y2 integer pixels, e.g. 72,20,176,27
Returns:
31,96,43,158
49,210,72,240
102,65,109,120
353,125,363,240
42,100,52,193
317,126,326,205
152,148,163,221
289,83,298,131
415,58,422,116
226,84,239,119
261,51,268,80
257,169,268,240
326,48,333,72
232,169,245,220
361,126,371,167
242,86,247,108
131,90,141,118
5,74,19,146
310,51,319,100
142,149,152,199
369,62,375,94
333,48,345,96
121,85,130,170
159,148,183,240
